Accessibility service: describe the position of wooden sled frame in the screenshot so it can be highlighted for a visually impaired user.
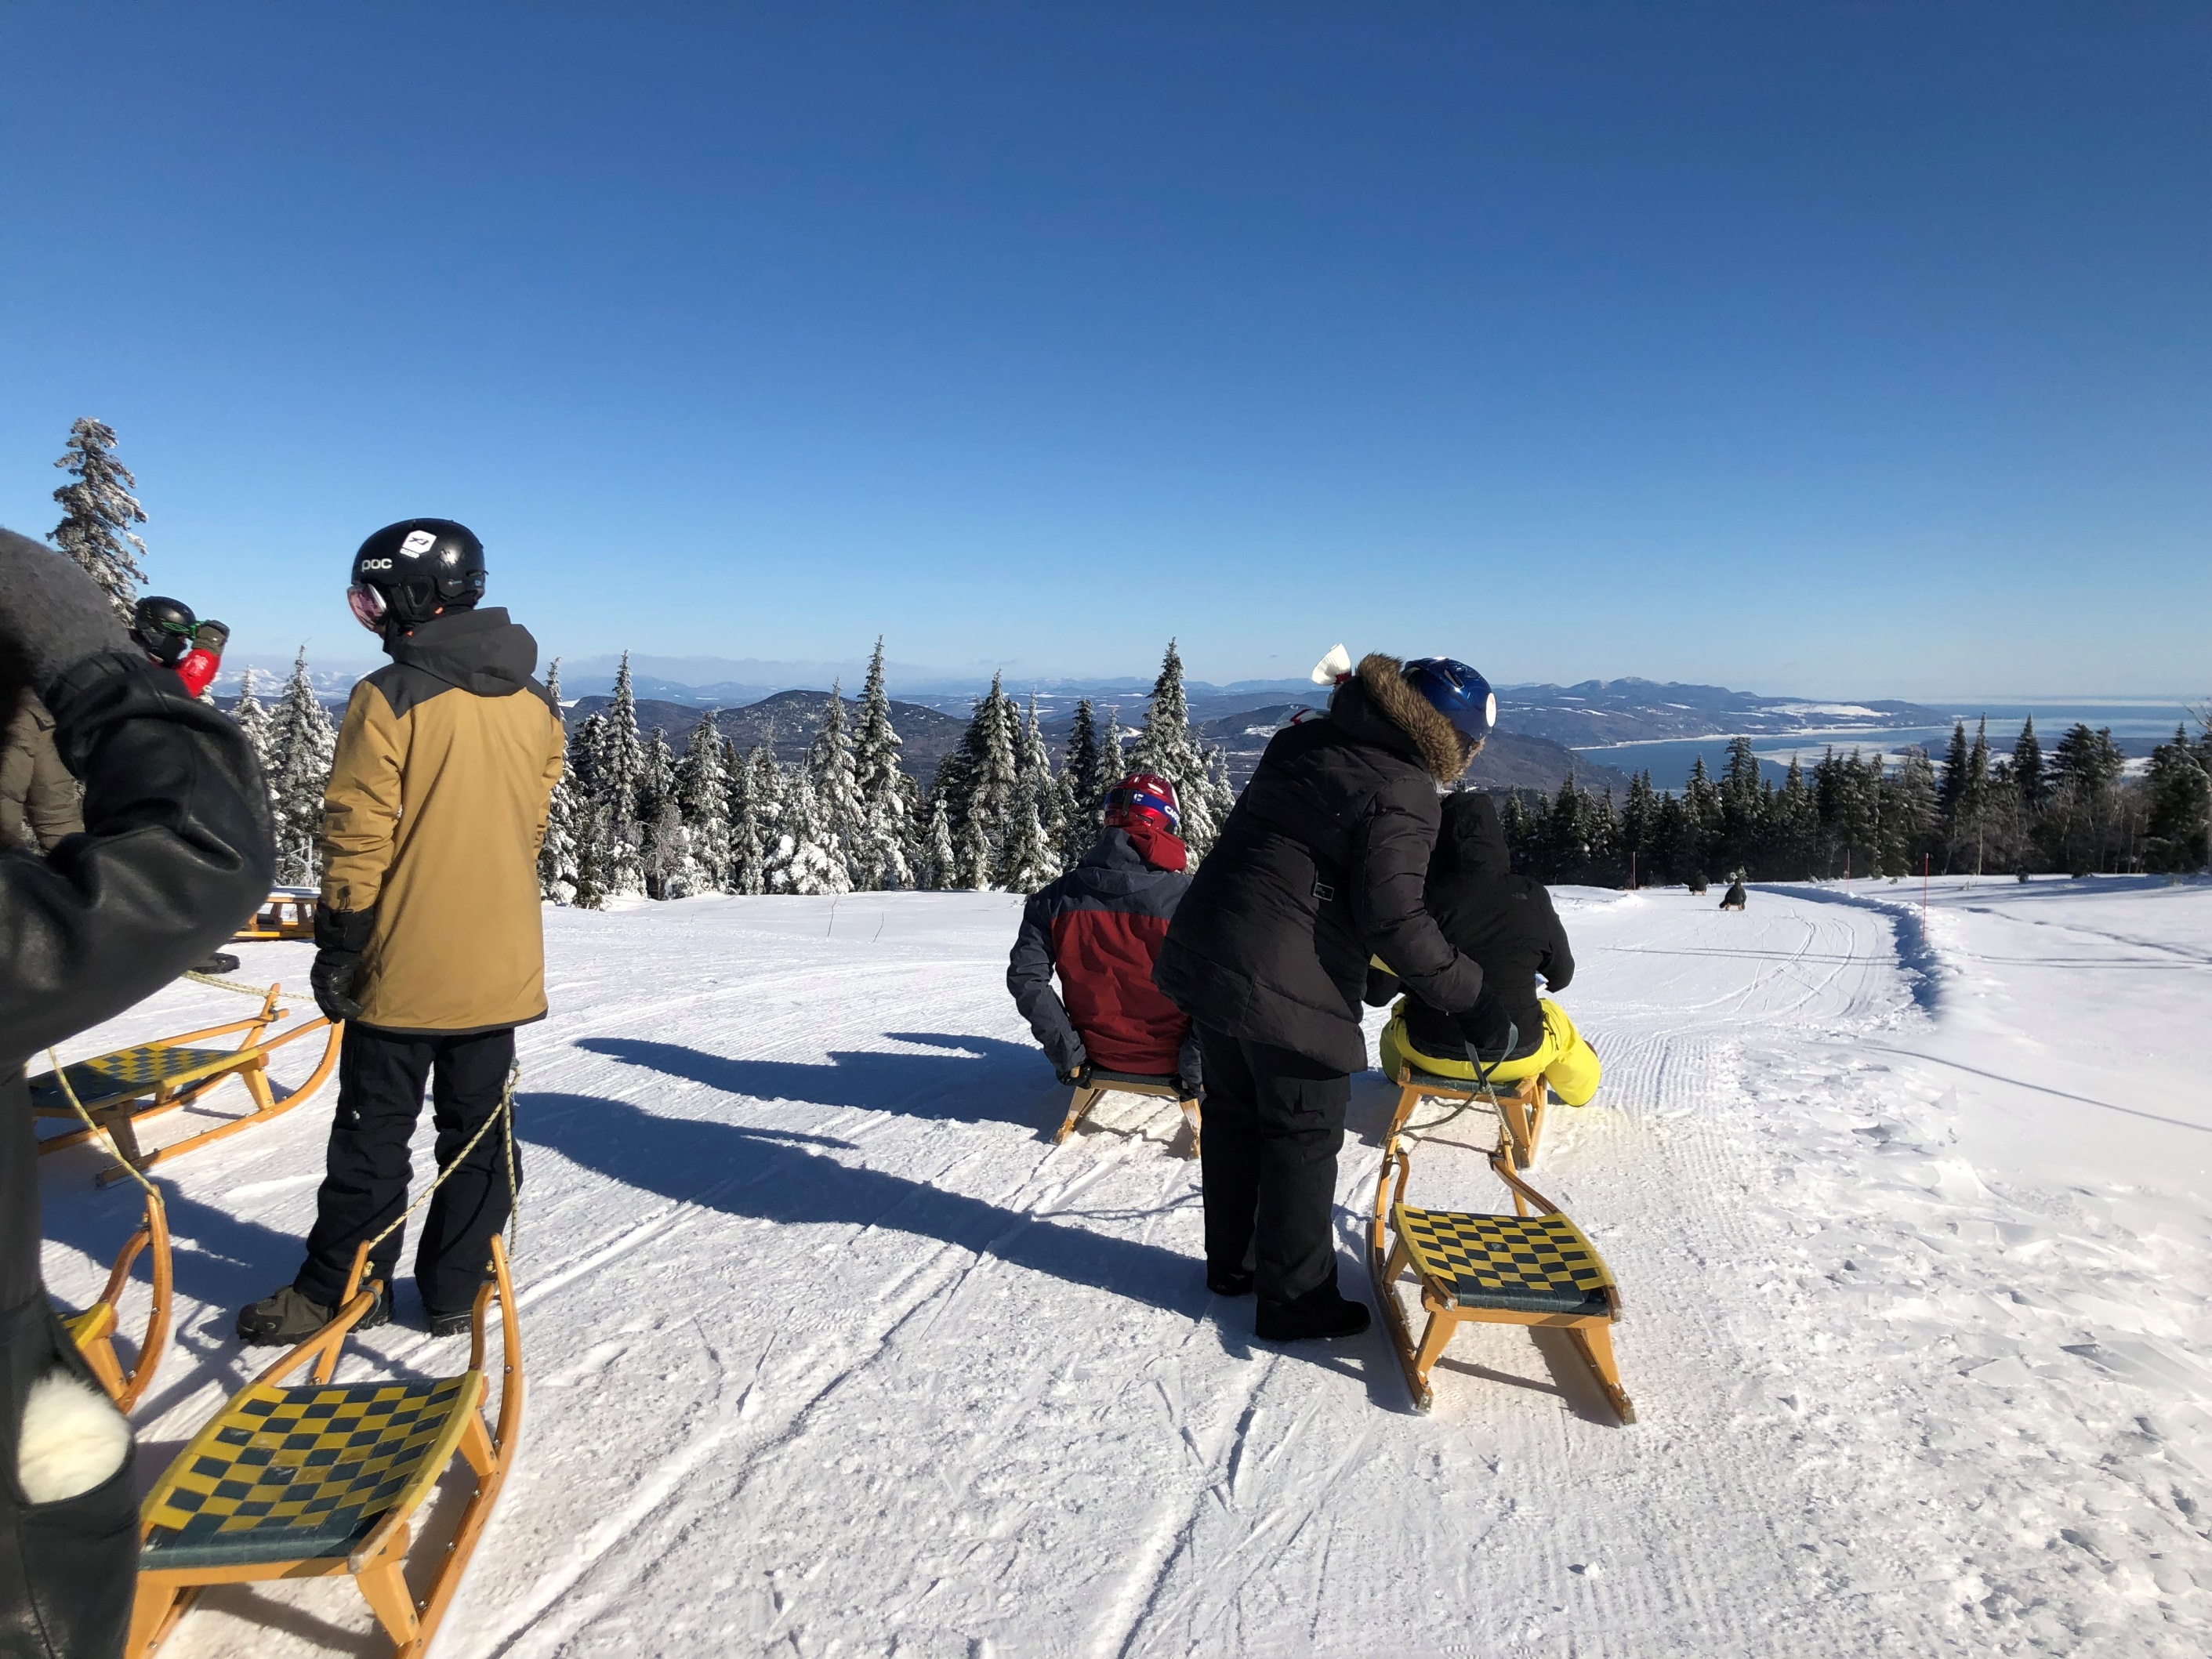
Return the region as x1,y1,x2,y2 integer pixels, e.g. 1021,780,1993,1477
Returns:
31,985,339,1187
233,888,318,943
130,1234,523,1658
1392,1060,1548,1169
63,1187,174,1413
1369,1084,1634,1424
1057,1068,1202,1157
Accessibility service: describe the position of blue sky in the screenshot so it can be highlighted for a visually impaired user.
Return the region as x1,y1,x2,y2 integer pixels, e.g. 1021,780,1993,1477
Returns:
2,5,2204,696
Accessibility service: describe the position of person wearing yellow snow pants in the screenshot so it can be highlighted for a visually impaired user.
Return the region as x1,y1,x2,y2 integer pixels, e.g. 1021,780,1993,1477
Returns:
1365,790,1601,1105
1378,995,1601,1104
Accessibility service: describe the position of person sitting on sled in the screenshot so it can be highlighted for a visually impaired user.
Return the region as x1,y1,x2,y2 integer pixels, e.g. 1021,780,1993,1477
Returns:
1006,772,1202,1096
1367,789,1601,1107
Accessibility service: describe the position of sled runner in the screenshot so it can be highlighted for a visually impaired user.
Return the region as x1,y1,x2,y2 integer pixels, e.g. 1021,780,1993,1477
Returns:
129,1235,523,1658
1057,1069,1202,1157
1393,1059,1548,1169
233,886,319,942
62,1187,174,1413
1370,1085,1634,1423
30,985,340,1187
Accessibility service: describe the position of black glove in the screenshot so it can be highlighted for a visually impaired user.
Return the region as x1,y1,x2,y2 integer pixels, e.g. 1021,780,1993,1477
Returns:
1055,1062,1093,1088
1458,997,1519,1068
193,618,230,654
310,903,375,1023
0,527,132,697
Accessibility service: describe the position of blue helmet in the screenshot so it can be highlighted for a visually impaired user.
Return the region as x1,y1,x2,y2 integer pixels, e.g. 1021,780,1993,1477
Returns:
1402,657,1496,744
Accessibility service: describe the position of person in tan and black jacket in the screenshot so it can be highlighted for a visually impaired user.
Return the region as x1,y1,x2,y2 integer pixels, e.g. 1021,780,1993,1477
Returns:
238,519,565,1345
1,689,85,850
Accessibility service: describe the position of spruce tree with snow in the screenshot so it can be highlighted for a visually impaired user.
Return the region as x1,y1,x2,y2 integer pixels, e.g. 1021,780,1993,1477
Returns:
536,661,582,903
1057,698,1104,864
595,655,647,897
266,649,337,882
916,792,957,890
676,710,733,893
724,744,772,896
2012,716,2045,810
49,417,148,623
644,799,692,900
850,639,913,890
766,766,850,895
995,696,1062,893
230,668,278,802
1129,640,1224,856
1101,705,1127,785
807,683,864,888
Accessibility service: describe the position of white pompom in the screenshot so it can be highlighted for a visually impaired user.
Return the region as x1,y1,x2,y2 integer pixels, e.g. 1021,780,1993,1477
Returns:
17,1371,130,1503
1310,644,1351,685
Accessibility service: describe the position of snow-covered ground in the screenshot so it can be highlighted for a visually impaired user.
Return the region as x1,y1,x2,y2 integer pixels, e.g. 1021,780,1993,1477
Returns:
38,876,2212,1656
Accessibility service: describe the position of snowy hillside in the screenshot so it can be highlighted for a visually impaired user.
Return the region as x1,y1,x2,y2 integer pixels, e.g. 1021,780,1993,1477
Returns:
38,878,2212,1655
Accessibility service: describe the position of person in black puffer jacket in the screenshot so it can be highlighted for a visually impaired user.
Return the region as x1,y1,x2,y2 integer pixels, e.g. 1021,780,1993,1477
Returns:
1366,791,1602,1107
0,530,274,1658
1155,653,1495,1341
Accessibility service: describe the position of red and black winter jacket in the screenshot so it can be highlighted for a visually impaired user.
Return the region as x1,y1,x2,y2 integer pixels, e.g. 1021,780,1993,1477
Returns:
1007,827,1202,1087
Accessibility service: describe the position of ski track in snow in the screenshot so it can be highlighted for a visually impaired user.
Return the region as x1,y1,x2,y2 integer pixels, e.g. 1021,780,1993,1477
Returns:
36,883,2212,1657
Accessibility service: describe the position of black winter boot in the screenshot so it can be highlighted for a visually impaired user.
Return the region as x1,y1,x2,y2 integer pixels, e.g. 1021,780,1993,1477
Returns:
1206,1266,1255,1297
235,1283,389,1346
1254,1284,1372,1342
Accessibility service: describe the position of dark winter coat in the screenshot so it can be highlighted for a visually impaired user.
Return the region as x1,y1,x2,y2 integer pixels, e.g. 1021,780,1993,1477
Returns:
321,607,566,1034
1008,828,1200,1084
2,648,274,1658
1153,654,1485,1074
1367,791,1572,1065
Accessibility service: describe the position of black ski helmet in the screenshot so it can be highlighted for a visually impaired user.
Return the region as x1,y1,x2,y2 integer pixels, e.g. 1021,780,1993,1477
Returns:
347,518,486,633
129,595,198,666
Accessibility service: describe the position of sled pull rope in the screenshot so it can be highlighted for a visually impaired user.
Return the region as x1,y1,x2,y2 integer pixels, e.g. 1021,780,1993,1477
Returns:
45,1047,164,1202
183,969,292,1002
357,1060,523,1263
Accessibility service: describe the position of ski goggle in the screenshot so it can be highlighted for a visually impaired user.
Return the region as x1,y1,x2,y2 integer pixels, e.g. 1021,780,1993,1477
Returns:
346,582,388,632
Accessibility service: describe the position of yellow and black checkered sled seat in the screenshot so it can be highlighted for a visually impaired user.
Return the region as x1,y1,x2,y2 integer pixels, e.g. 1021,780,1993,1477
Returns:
1393,1205,1614,1317
30,1046,242,1111
141,1375,480,1570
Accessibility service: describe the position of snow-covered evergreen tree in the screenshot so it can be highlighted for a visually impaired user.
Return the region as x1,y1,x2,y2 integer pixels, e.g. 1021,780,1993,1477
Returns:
595,655,647,897
807,683,862,890
676,710,732,893
639,726,684,898
230,667,278,806
49,418,147,622
536,663,582,904
850,639,913,890
997,695,1062,892
766,765,850,895
916,793,957,890
1057,698,1104,864
1127,640,1226,857
266,649,337,883
725,743,770,896
1101,705,1128,790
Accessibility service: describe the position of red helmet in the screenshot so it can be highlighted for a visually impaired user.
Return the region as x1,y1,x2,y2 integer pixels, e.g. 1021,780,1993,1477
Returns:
1103,773,1180,835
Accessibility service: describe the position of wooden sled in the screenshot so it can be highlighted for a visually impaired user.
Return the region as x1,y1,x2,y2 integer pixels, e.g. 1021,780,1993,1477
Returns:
130,1235,523,1658
62,1187,174,1413
1057,1068,1202,1157
31,985,339,1187
234,887,318,943
1393,1060,1548,1169
1370,1085,1634,1424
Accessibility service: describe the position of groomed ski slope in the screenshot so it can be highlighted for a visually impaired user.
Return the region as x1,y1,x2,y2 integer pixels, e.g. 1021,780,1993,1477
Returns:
38,877,2212,1657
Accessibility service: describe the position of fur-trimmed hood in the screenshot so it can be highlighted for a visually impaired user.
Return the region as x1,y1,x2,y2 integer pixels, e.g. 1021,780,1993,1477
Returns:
1333,653,1475,783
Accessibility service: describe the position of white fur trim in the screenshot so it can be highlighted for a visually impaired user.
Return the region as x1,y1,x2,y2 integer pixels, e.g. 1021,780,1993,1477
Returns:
18,1371,130,1504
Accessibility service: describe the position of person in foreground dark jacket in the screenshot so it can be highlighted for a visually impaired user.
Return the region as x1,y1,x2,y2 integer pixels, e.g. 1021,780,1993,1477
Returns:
1008,773,1201,1091
1155,653,1494,1341
0,528,274,1659
1366,791,1602,1107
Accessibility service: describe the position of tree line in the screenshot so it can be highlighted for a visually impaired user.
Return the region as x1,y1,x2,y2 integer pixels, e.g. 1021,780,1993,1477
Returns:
1501,718,2212,887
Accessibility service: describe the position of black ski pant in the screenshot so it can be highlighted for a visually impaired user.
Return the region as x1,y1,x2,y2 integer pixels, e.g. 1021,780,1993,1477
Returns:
295,1023,520,1316
1197,1025,1352,1309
